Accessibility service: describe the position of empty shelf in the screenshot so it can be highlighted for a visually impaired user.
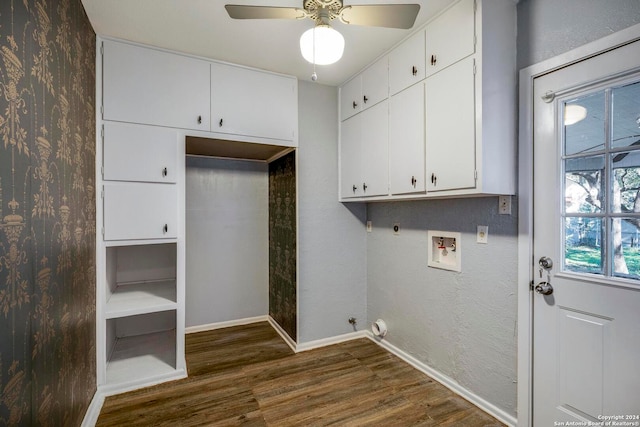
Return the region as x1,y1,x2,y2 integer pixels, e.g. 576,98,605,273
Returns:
106,280,177,318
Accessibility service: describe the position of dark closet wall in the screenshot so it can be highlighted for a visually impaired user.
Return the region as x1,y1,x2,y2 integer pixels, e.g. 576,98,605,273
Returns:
269,152,297,340
0,0,96,425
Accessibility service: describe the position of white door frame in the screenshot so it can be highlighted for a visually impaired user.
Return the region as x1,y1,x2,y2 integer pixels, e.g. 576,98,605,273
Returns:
517,23,640,427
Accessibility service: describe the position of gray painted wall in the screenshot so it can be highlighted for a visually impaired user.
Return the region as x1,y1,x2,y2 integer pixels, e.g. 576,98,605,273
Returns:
517,0,640,69
185,156,269,327
367,198,518,415
297,81,368,343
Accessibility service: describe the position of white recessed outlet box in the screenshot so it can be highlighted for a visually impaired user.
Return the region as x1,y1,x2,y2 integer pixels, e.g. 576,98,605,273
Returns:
499,195,511,215
427,230,461,272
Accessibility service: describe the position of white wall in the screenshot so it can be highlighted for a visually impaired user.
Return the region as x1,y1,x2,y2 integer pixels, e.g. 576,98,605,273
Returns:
185,156,269,327
517,0,640,69
297,81,367,343
367,197,518,415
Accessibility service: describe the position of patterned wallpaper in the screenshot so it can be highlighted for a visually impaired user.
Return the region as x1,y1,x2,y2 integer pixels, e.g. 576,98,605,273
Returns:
0,0,96,425
269,152,297,341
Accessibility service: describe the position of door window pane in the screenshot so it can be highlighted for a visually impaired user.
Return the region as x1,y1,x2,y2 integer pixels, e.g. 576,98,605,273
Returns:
564,91,605,156
611,81,640,150
565,156,604,213
611,218,640,279
611,150,640,213
564,217,603,275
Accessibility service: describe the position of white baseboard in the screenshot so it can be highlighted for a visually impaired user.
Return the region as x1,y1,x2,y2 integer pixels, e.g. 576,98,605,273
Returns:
81,389,105,427
368,332,517,427
296,330,368,352
267,316,297,352
185,315,269,334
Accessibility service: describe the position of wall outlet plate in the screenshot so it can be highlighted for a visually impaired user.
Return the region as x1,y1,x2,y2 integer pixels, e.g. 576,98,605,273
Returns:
499,195,512,215
366,221,372,233
477,225,488,244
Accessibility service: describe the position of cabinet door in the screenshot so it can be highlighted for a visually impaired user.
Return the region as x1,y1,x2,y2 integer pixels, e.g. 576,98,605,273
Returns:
360,100,389,197
340,76,362,121
103,122,177,183
339,115,362,198
425,0,475,77
211,63,297,141
104,183,178,241
426,57,476,192
361,56,388,111
389,83,425,195
102,40,210,131
389,30,426,95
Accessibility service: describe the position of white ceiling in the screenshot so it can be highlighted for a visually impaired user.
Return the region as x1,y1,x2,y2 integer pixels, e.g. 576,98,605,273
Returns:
81,0,454,87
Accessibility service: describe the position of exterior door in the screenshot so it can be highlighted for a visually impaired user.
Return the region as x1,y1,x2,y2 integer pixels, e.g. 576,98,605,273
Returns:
533,40,640,425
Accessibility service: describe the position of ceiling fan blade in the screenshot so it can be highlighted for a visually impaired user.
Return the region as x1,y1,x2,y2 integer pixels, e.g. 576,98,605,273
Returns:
225,5,306,20
339,4,420,29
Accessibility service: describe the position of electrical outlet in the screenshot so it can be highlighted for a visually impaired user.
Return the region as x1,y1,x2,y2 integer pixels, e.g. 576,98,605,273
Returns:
366,221,372,233
477,225,488,244
393,223,400,235
499,195,512,215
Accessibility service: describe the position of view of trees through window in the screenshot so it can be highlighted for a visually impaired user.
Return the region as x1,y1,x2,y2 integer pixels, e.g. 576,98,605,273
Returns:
563,80,640,280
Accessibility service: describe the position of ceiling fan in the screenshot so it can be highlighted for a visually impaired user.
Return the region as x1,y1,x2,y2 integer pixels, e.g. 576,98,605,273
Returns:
225,0,421,30
226,0,420,70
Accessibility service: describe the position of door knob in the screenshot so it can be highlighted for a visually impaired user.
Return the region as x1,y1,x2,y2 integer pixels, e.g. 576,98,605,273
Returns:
539,256,553,270
534,281,553,295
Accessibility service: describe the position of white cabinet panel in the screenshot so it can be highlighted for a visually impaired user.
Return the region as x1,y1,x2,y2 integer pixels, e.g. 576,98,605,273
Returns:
426,57,476,192
340,116,362,198
103,183,178,241
389,83,425,195
339,100,389,198
340,56,388,121
102,40,210,131
211,63,297,141
389,30,426,95
103,122,177,183
361,56,388,111
425,0,475,77
360,101,389,197
340,76,362,121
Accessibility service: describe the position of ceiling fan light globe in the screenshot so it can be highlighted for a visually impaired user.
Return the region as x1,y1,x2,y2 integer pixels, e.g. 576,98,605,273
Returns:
300,25,345,65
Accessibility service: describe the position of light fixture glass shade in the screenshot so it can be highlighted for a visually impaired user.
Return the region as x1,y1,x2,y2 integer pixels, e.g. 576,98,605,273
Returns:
300,25,345,65
564,104,587,126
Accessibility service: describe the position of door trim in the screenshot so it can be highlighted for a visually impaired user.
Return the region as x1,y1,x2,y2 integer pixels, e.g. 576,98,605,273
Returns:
517,23,640,427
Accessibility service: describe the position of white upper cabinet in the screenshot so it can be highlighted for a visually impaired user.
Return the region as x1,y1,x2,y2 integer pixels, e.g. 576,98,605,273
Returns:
340,56,388,121
210,63,297,142
103,182,178,241
425,0,475,78
389,30,426,96
425,57,476,192
339,100,389,198
102,40,211,131
389,83,425,195
103,122,178,184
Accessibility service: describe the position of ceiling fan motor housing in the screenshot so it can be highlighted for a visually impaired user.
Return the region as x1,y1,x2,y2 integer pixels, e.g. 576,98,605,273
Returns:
304,0,344,23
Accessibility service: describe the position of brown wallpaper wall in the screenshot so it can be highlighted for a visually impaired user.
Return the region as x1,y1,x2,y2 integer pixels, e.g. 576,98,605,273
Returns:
0,0,96,425
269,152,297,341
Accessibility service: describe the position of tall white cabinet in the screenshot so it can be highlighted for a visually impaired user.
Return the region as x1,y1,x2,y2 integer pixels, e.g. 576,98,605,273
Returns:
338,0,516,201
97,38,297,395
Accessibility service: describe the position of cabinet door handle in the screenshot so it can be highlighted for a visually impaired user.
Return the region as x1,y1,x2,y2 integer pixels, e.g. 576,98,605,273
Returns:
162,167,168,177
219,118,223,127
352,101,358,109
412,65,418,76
411,176,416,187
363,182,368,192
197,115,202,124
431,173,437,186
363,95,368,104
352,184,358,193
163,224,168,234
430,55,437,66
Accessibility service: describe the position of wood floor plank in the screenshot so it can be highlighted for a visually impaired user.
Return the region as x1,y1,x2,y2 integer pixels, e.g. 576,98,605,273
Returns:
97,322,506,427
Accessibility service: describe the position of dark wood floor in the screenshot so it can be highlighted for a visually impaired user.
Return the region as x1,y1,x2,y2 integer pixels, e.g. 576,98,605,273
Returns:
97,322,505,426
